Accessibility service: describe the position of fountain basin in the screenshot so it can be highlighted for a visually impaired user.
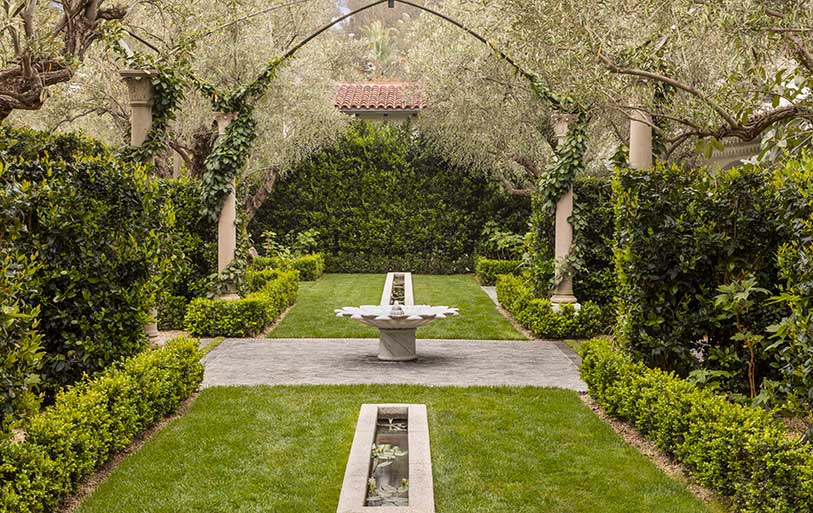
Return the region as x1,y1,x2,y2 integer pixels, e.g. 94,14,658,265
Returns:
335,273,458,361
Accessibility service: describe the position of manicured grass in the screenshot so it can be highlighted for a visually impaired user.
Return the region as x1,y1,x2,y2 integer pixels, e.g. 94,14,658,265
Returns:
269,273,526,340
76,386,718,513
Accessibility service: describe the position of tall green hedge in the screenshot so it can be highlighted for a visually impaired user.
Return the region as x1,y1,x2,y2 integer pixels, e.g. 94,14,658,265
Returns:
770,152,813,417
613,164,786,375
1,129,174,395
249,121,529,274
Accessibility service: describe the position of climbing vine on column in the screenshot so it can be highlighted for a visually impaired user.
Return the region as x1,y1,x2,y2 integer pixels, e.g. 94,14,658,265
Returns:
104,24,187,165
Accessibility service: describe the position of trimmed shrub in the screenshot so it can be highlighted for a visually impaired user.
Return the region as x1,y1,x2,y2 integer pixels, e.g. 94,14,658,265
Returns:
250,254,325,281
185,271,299,337
157,295,188,331
475,258,522,286
290,254,325,281
1,153,172,394
613,164,786,374
241,269,284,295
579,337,813,513
0,338,203,513
249,121,529,273
496,275,608,339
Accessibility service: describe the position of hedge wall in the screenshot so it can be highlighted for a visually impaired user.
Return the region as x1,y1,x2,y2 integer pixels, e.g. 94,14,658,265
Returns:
613,164,786,375
249,121,529,274
580,338,813,513
1,141,173,395
770,152,813,417
0,337,203,513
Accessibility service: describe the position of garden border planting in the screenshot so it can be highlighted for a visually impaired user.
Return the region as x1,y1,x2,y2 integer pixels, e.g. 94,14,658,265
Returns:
579,337,813,513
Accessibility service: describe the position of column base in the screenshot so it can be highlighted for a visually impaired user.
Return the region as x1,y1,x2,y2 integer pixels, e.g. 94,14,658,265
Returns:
378,329,417,361
144,307,159,339
550,297,582,312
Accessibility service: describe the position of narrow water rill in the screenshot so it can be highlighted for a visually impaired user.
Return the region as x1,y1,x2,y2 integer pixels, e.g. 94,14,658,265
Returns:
337,404,435,513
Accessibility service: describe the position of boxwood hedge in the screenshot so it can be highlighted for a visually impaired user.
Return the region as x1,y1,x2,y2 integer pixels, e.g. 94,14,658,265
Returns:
0,337,203,513
580,337,813,513
496,274,608,339
185,270,299,337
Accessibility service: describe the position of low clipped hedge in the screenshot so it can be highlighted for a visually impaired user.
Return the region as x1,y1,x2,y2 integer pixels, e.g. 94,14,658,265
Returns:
252,254,325,281
475,257,522,286
185,270,299,337
579,338,813,513
0,338,203,513
496,274,607,339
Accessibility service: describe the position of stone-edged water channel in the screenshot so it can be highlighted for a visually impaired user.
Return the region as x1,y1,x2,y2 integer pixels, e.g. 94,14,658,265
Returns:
337,404,435,513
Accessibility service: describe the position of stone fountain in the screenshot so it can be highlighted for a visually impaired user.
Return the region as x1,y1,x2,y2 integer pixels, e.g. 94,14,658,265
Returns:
335,273,458,361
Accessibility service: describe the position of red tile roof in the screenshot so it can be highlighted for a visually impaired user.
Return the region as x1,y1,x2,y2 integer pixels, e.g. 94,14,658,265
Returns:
336,82,424,112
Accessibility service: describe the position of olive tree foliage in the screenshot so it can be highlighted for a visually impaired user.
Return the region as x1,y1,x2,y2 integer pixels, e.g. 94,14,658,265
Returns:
10,0,353,209
499,0,813,163
396,0,620,196
0,0,129,121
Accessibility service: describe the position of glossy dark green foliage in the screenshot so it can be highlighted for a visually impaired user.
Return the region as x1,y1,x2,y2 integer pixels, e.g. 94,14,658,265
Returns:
613,164,787,376
249,121,529,273
474,257,522,286
1,134,172,394
770,152,813,420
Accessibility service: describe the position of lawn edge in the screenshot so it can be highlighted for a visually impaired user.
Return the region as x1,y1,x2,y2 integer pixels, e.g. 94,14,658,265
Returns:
579,393,729,512
58,392,201,513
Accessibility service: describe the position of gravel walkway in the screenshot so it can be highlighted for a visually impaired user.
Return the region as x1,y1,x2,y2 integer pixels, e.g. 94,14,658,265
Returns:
202,338,586,391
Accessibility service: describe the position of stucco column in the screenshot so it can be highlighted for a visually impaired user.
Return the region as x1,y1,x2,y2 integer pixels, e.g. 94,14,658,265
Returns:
215,112,240,300
629,106,653,169
120,69,154,146
121,69,159,338
550,113,579,307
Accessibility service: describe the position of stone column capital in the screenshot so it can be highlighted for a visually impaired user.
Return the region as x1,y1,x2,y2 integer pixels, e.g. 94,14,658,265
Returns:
119,69,155,108
551,112,578,146
215,112,238,135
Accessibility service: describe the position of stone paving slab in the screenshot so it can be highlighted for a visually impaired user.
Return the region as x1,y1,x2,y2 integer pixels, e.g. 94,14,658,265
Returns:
202,338,586,391
481,286,499,305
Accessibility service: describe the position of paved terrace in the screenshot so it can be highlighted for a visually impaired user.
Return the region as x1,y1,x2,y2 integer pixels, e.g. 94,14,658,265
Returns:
202,338,586,391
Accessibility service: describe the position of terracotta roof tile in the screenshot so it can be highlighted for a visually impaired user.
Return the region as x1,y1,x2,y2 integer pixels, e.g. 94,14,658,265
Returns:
336,82,424,112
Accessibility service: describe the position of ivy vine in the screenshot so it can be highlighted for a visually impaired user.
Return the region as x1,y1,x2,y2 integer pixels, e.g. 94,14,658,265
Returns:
195,57,284,222
104,23,186,165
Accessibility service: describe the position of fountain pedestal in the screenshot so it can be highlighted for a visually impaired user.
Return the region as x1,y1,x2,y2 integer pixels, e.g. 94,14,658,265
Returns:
336,272,458,362
379,329,418,361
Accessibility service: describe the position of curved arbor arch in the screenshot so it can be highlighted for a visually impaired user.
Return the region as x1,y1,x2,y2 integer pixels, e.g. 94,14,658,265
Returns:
169,0,589,301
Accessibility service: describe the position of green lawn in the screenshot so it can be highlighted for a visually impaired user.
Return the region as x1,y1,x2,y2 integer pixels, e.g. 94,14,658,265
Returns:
76,386,718,513
269,273,526,340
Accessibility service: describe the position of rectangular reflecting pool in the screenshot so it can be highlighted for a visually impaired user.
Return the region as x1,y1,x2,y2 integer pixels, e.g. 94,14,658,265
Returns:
337,404,434,513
